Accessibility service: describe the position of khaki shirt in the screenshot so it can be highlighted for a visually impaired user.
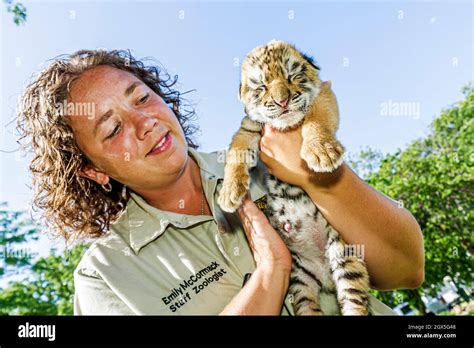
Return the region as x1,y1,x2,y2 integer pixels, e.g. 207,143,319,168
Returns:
73,148,397,315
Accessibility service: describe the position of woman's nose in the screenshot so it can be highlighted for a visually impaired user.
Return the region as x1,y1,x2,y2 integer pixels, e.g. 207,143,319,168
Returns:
129,110,157,139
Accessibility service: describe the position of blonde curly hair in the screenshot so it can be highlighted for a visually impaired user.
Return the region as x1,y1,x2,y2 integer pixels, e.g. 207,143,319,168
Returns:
16,49,199,243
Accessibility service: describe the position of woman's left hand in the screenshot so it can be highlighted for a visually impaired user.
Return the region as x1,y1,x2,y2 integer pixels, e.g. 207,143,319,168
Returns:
259,124,313,189
259,124,344,191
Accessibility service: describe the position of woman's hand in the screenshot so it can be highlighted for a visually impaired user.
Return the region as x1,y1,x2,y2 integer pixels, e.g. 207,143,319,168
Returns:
236,193,292,274
220,194,291,315
260,126,424,290
259,124,344,192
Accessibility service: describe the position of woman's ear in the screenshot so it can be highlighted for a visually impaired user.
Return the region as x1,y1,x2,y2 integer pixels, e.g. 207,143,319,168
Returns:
77,164,109,185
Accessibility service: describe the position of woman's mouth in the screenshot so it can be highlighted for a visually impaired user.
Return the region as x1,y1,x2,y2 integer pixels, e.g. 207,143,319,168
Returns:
147,131,171,156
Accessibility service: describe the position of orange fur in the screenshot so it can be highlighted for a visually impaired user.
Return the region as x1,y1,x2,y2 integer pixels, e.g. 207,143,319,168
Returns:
219,41,345,212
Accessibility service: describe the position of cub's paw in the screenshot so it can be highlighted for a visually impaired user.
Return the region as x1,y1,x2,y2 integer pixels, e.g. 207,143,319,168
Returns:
217,169,250,213
301,138,345,173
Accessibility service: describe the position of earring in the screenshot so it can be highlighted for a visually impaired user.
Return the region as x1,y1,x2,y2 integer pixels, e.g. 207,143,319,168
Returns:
101,182,112,192
121,184,128,199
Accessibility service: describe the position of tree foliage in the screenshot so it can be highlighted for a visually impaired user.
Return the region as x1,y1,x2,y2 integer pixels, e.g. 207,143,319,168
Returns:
0,202,38,276
363,85,473,314
0,201,87,315
346,147,384,181
3,0,27,25
0,243,87,315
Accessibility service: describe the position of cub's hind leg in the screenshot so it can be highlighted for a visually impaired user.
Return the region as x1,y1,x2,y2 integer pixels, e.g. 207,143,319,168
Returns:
325,228,371,315
289,262,324,315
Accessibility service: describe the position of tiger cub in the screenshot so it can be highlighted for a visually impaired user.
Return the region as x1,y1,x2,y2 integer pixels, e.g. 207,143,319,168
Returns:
218,40,371,315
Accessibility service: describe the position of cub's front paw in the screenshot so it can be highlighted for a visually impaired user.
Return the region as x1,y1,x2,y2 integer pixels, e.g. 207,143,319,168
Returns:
217,169,250,213
301,138,345,173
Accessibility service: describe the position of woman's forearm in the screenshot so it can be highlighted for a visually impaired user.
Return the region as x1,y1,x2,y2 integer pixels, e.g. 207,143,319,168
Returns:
220,266,289,315
302,163,425,291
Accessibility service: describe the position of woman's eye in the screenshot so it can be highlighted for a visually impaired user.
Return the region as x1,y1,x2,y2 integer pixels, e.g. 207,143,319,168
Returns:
106,123,121,139
137,93,150,105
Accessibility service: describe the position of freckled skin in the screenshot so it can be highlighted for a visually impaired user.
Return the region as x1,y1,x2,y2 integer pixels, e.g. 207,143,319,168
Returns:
67,66,188,188
66,65,208,214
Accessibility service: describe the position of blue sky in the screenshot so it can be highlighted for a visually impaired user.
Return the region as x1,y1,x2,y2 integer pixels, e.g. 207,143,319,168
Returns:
0,0,472,216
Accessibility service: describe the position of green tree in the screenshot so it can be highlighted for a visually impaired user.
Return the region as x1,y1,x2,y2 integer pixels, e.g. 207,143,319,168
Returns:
1,201,87,315
0,243,87,315
359,86,473,314
0,201,38,276
3,0,27,25
346,147,384,180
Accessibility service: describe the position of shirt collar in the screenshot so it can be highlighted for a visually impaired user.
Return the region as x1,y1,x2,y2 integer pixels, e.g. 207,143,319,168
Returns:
188,147,225,180
116,147,223,254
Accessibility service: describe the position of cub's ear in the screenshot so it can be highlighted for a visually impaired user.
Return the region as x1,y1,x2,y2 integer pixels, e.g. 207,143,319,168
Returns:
301,52,321,71
320,80,333,93
238,82,242,101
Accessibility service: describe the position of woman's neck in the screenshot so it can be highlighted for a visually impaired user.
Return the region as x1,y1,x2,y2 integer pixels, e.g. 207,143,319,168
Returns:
132,156,210,215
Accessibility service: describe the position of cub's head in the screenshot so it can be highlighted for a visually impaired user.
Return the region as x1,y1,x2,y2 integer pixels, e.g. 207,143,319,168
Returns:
240,40,322,130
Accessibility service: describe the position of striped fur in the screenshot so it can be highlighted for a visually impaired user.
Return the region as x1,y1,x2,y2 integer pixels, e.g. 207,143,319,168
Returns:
218,40,371,315
265,176,371,315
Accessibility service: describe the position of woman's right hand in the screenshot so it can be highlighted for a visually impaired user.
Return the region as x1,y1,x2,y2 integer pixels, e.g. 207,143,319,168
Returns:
220,194,292,314
237,194,292,275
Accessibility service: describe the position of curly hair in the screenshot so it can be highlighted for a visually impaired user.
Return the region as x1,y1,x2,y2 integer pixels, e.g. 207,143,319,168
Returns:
16,49,199,243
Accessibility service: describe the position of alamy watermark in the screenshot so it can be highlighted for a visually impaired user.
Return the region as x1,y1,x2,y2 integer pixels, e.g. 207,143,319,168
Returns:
16,95,96,119
18,322,55,341
0,246,35,261
344,244,365,260
55,100,96,119
380,99,420,120
217,149,258,166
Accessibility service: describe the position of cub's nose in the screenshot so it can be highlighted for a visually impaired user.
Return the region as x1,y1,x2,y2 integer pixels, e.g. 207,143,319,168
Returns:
273,97,289,108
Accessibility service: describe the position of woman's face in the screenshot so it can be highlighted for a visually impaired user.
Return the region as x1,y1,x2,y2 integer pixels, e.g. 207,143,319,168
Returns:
66,65,189,191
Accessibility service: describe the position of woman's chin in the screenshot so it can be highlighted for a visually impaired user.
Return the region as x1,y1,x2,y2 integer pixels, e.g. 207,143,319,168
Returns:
165,142,189,171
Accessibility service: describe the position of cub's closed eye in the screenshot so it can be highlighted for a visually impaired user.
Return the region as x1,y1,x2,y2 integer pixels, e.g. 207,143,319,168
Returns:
137,93,150,105
292,73,305,80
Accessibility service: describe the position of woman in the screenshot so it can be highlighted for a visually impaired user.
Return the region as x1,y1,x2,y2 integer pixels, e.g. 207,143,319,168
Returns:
16,49,424,315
